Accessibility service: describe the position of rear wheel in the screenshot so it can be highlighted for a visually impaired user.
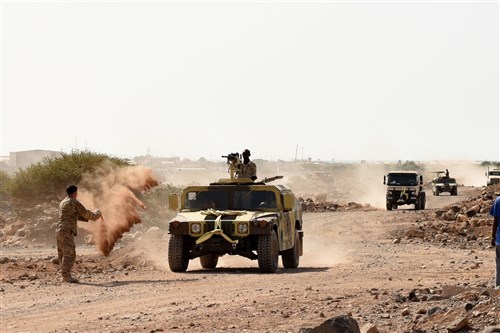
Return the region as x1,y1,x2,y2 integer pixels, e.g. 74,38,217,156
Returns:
258,231,279,273
282,230,300,269
200,253,218,269
168,235,189,272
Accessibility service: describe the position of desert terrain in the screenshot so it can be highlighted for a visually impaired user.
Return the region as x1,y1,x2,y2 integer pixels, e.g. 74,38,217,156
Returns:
1,162,499,333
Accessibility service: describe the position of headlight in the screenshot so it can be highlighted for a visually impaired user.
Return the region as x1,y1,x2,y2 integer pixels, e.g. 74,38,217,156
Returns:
190,223,202,234
237,223,248,233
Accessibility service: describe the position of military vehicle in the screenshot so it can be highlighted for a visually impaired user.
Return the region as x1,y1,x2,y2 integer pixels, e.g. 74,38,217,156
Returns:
485,168,500,186
431,171,458,196
167,153,304,273
383,171,426,210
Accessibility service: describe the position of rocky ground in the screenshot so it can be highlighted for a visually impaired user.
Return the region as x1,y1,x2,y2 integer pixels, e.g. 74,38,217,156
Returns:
1,185,499,333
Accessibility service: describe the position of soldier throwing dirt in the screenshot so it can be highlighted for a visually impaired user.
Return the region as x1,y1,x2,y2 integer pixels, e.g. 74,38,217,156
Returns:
56,185,102,283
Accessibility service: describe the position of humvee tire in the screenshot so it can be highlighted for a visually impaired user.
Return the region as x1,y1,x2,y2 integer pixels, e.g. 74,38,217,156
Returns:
434,190,439,196
168,235,189,272
258,231,279,273
282,230,300,269
419,192,426,210
200,254,218,269
451,188,458,196
386,202,392,211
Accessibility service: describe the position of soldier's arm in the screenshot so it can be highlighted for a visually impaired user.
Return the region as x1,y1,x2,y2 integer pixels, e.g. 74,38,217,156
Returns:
250,163,257,180
492,217,498,247
75,200,101,221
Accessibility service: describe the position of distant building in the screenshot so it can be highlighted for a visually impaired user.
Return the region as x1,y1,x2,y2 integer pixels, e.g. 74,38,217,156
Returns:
9,149,62,168
133,155,180,167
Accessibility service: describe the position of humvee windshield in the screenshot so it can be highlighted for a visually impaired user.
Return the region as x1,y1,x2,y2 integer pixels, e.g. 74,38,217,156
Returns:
489,171,500,176
184,190,278,210
437,177,456,184
387,173,418,186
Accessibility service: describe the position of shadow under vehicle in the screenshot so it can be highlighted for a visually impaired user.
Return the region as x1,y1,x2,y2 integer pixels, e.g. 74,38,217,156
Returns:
166,154,304,273
383,171,426,211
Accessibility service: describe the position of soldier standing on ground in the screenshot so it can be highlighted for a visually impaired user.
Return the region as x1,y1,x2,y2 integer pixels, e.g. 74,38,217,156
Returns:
56,185,102,283
236,149,257,181
490,195,500,287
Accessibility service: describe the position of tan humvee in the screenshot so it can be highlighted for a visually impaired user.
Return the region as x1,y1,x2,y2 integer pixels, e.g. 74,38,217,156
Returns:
167,156,303,273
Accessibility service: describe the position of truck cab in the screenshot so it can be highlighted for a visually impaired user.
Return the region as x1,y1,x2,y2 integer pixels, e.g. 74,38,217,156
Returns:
486,168,500,186
383,171,426,211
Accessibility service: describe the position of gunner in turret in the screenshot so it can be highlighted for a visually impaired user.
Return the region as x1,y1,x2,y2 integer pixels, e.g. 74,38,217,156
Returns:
236,149,257,181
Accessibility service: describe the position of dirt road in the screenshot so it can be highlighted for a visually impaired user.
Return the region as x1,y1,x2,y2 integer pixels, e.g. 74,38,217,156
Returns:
1,186,498,332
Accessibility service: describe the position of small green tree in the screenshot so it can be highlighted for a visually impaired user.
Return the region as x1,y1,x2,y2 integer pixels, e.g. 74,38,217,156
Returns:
481,161,500,168
385,160,423,172
7,150,130,200
0,170,11,197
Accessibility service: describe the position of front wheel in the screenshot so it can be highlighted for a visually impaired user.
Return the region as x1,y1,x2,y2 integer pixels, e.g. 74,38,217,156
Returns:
386,201,393,211
168,235,189,272
282,230,300,269
419,192,426,210
200,253,218,269
258,231,279,273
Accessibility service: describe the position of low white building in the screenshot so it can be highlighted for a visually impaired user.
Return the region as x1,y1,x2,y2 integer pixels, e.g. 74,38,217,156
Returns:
9,149,62,168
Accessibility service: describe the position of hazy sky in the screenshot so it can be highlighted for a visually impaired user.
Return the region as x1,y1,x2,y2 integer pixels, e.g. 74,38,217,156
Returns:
1,1,498,162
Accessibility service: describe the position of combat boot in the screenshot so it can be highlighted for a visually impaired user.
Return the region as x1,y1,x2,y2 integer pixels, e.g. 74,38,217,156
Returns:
62,274,79,283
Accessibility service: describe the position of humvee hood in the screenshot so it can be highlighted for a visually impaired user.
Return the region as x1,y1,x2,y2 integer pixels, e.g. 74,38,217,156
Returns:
171,211,277,222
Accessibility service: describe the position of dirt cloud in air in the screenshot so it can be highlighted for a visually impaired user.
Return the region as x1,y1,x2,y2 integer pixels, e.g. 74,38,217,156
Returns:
78,164,159,256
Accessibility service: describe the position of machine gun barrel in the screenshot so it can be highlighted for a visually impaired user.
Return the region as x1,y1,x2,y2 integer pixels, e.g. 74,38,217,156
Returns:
222,153,241,179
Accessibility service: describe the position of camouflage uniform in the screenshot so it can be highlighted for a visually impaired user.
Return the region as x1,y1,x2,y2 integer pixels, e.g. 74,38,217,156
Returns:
236,161,257,179
57,197,100,280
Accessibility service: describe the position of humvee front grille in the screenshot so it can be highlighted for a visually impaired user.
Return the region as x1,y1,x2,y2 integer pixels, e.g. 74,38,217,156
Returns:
204,221,234,236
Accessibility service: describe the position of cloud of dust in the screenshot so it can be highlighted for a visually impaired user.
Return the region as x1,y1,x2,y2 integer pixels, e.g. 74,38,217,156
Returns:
278,164,388,208
422,162,485,187
301,238,350,267
277,161,486,209
78,165,159,256
346,164,388,209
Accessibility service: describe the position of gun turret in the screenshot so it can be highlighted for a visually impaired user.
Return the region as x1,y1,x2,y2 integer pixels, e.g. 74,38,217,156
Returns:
222,153,241,179
222,153,240,164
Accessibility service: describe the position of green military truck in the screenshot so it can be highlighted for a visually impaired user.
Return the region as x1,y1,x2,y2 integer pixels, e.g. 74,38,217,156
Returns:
167,156,303,273
384,171,426,211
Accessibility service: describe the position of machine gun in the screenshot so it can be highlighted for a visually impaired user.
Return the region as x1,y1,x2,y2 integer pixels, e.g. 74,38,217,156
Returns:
222,153,241,179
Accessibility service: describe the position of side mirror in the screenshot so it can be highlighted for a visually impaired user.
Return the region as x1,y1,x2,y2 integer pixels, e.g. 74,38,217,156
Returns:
419,175,423,185
283,193,295,211
169,194,179,211
383,176,386,185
